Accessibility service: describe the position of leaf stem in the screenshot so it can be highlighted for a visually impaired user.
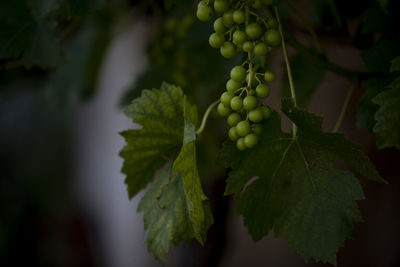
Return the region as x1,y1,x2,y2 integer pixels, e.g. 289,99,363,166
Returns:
274,5,298,137
333,82,356,133
196,100,220,135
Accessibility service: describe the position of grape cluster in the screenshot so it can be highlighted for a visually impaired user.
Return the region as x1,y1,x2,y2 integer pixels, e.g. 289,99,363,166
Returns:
197,0,281,150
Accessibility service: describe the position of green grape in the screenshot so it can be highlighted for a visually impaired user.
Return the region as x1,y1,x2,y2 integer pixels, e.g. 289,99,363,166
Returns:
248,89,256,96
236,120,250,136
233,30,247,45
226,79,241,91
217,103,232,117
243,95,258,110
248,108,263,122
246,73,257,87
236,44,243,53
214,17,227,33
220,91,234,106
229,127,239,141
252,0,262,9
165,18,177,32
236,137,246,150
267,17,277,28
244,133,258,148
197,5,213,22
222,10,234,26
252,124,263,135
254,42,268,56
227,113,241,126
264,29,281,46
214,0,229,14
261,0,274,5
245,23,262,39
209,33,225,48
230,65,246,82
264,71,276,82
230,96,243,111
255,84,270,98
233,10,245,24
220,41,236,58
261,105,271,119
242,41,254,52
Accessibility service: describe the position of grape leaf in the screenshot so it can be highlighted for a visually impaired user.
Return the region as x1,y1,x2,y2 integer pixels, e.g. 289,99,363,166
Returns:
217,99,385,264
124,83,213,260
373,76,400,149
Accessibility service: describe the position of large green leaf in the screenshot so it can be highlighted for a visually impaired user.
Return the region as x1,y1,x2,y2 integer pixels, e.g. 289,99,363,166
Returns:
217,99,384,264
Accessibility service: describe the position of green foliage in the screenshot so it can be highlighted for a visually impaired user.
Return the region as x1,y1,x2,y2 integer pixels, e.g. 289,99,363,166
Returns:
217,99,384,264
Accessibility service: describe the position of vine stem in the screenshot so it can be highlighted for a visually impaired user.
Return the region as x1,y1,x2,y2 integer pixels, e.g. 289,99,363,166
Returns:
333,82,356,133
274,5,298,137
196,100,220,135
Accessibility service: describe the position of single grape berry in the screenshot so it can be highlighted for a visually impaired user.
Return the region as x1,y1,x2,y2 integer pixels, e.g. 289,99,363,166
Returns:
229,127,239,141
244,133,258,148
236,120,250,136
252,124,263,135
264,29,281,46
256,84,270,98
222,10,234,26
267,17,277,28
248,108,263,122
214,0,229,14
264,71,276,82
230,65,246,82
217,103,231,117
220,91,234,106
254,42,268,56
209,33,225,48
197,5,213,22
227,113,241,126
261,0,274,6
242,41,254,52
248,89,256,96
243,95,258,110
230,96,243,111
236,137,246,151
245,23,262,39
233,10,245,24
252,0,262,9
220,41,236,58
214,17,226,33
261,105,271,119
233,30,247,45
226,79,241,91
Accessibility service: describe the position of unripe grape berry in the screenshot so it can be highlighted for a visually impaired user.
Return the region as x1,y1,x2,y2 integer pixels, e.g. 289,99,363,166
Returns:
264,29,281,46
254,42,268,56
214,0,229,14
261,105,271,119
233,30,247,45
227,113,241,126
220,41,236,58
252,124,263,135
222,10,234,26
256,84,270,98
261,0,274,5
243,95,258,110
229,127,239,141
242,41,254,52
220,91,234,106
236,137,246,150
267,17,278,28
217,103,231,117
226,79,241,91
236,121,251,136
252,0,262,9
233,10,245,24
244,133,258,148
248,89,256,96
245,23,262,39
230,65,246,82
197,5,213,22
264,71,276,82
214,17,226,33
248,108,263,122
230,96,243,111
209,33,225,48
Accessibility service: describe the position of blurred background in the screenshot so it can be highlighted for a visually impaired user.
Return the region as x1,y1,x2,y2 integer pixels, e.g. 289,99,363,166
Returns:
0,0,399,266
